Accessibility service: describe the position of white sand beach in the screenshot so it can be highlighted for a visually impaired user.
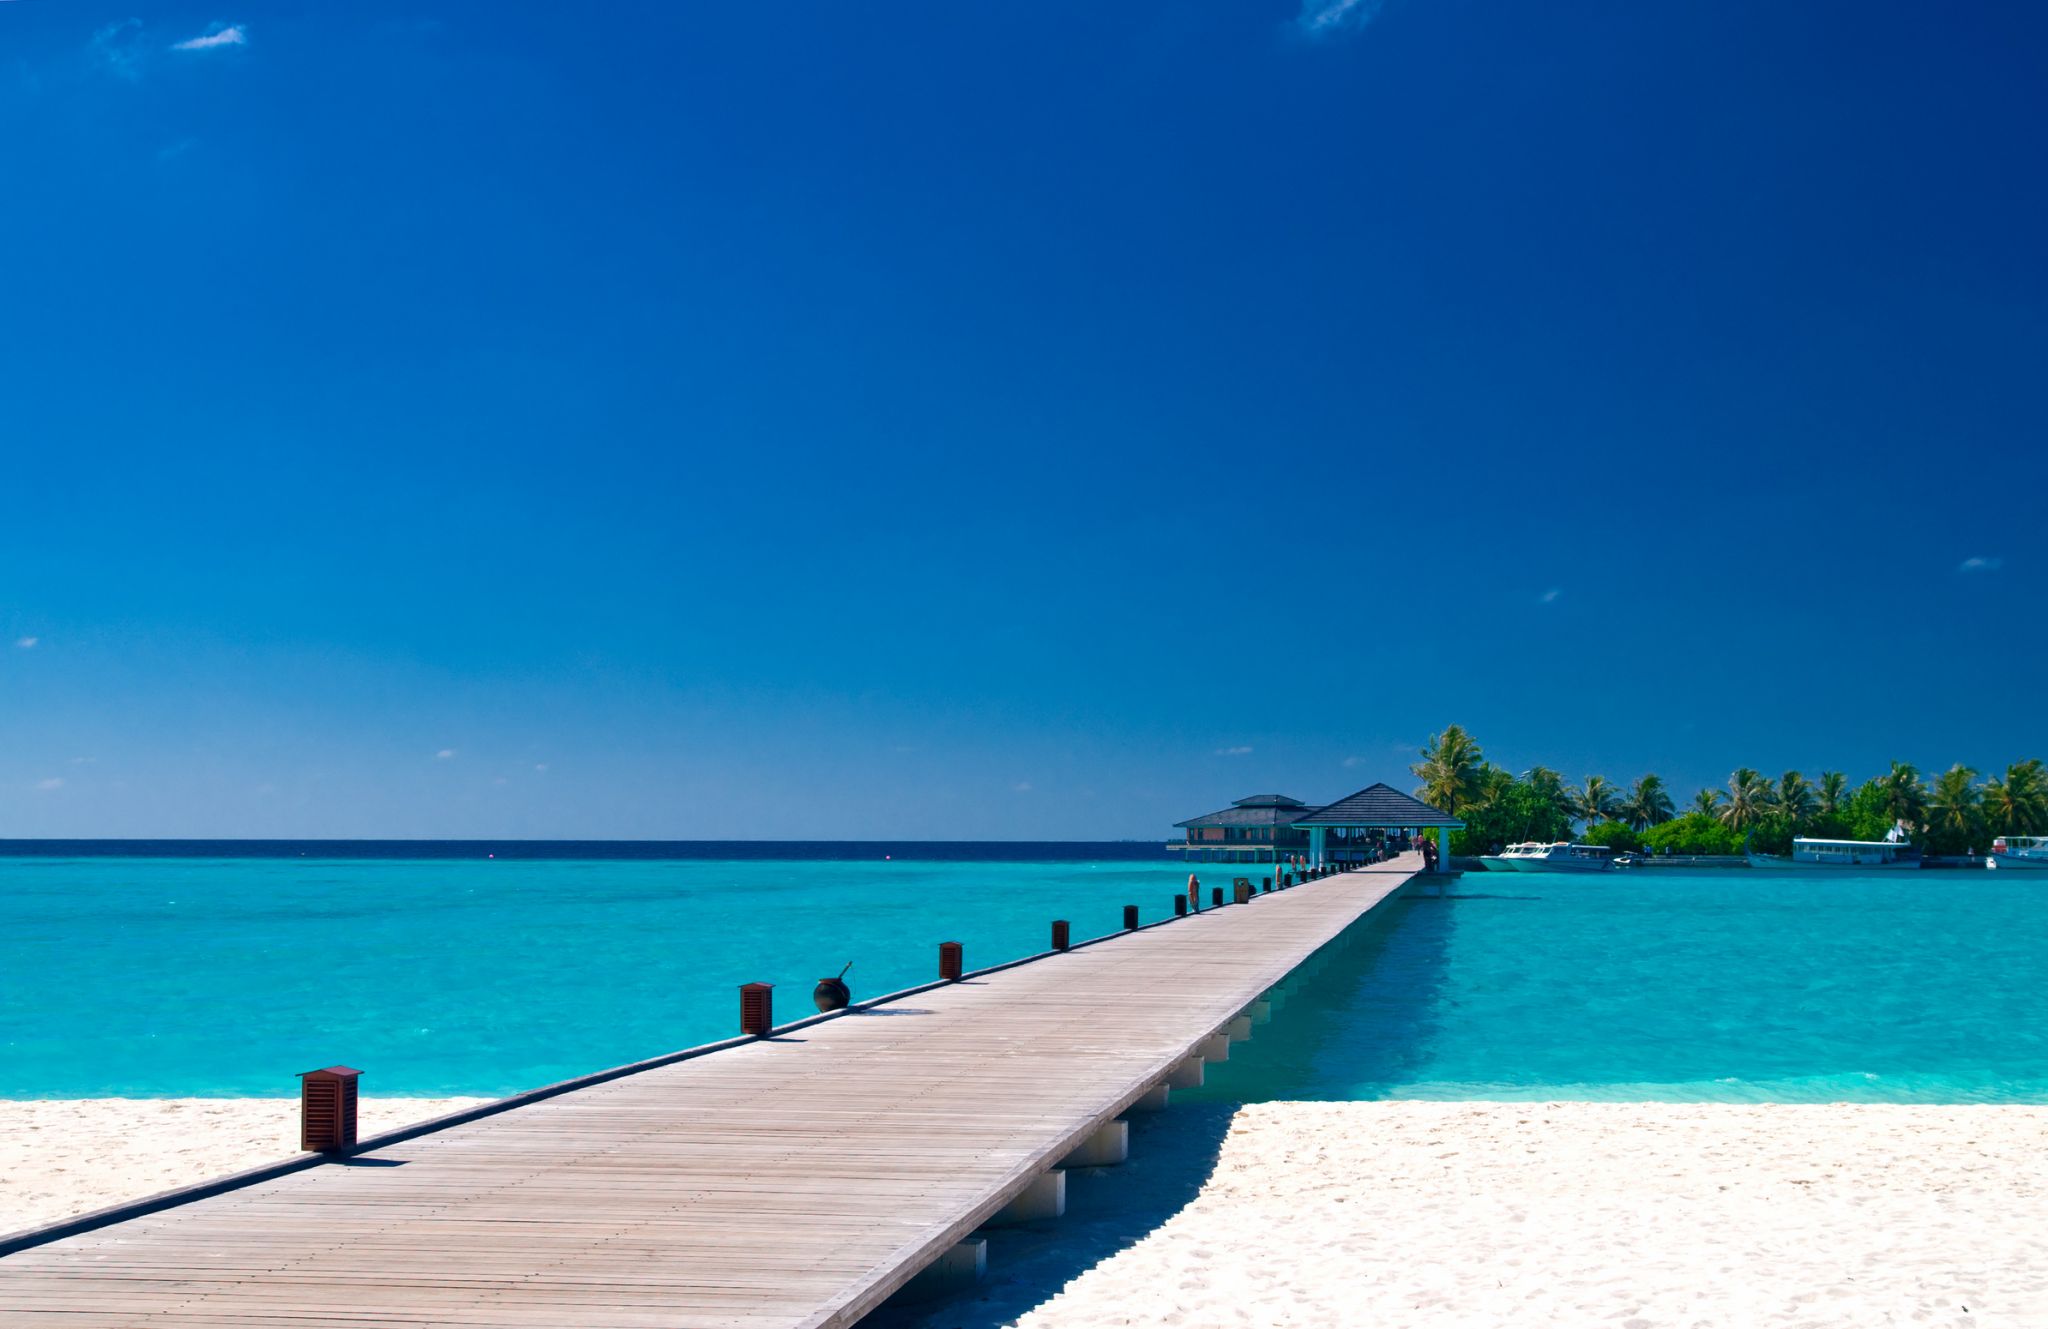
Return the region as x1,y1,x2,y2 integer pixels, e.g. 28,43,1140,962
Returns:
922,1101,2048,1329
9,1098,2047,1327
0,1097,488,1234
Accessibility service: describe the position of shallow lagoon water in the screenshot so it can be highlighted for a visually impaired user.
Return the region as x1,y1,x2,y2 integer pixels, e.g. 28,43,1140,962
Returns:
0,848,1189,1097
5,854,2044,1102
1185,869,2048,1103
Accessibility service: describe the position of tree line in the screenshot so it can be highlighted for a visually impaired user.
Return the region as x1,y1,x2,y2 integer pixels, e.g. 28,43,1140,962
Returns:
1410,724,2048,858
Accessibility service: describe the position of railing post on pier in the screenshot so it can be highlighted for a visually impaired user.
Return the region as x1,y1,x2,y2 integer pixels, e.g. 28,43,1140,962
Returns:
739,982,775,1037
1263,877,1273,893
1173,895,1187,917
939,941,964,982
1211,887,1224,909
299,1066,361,1153
1051,920,1070,951
1233,881,1252,905
1122,904,1139,931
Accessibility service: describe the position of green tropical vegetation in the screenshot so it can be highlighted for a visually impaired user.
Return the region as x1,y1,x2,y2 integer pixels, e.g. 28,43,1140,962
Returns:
1620,774,1674,831
1409,728,2048,859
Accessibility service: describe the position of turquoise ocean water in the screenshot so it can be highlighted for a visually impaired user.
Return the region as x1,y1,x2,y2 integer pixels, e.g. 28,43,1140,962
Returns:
1186,869,2048,1104
4,852,2044,1102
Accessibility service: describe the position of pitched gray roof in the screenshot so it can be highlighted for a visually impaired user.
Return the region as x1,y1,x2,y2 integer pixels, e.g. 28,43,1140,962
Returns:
1175,794,1314,829
1292,782,1464,828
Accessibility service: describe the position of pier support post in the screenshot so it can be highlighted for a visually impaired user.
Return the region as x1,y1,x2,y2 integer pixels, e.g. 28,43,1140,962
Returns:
988,1170,1065,1225
738,984,774,1038
1224,1015,1253,1042
1165,1056,1205,1089
299,1066,361,1153
897,1238,987,1301
1198,1033,1231,1063
1058,1119,1129,1169
1132,1084,1171,1111
1246,998,1272,1025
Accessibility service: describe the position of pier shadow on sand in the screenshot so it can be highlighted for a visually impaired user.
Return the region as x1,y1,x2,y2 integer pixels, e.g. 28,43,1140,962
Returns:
862,1103,1240,1329
867,886,1460,1328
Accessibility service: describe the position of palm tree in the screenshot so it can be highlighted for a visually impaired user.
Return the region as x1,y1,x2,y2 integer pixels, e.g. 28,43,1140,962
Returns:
1983,759,2048,836
1522,766,1572,823
1621,774,1674,830
1927,764,1981,846
1412,725,1486,816
1717,768,1775,830
1817,770,1848,816
1874,761,1928,830
1690,788,1719,818
1570,775,1619,826
1776,771,1817,827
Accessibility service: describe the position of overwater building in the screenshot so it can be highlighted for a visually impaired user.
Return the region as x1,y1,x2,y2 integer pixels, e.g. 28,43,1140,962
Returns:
1171,783,1464,867
1171,794,1313,864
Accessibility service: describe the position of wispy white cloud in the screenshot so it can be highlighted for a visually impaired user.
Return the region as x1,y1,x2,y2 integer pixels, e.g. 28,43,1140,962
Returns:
36,777,64,791
1297,0,1387,38
1215,745,1254,757
1958,556,2004,574
15,636,37,649
1539,588,1562,604
172,24,247,52
91,19,147,79
533,762,549,773
157,137,199,162
1012,780,1033,793
436,748,456,759
1342,755,1365,768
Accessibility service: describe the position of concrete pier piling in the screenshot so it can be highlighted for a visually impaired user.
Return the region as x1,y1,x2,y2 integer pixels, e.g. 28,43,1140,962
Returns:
989,1170,1065,1225
1058,1119,1129,1169
899,1239,987,1301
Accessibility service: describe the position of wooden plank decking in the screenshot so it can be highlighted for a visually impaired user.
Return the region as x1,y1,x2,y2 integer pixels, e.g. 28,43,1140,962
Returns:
0,860,1422,1328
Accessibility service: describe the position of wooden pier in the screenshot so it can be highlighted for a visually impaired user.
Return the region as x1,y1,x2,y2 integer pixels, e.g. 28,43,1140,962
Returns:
1,860,1424,1328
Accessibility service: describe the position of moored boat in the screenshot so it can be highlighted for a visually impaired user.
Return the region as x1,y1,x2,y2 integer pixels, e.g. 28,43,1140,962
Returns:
1746,829,1922,870
1987,835,2048,870
1513,841,1616,872
1481,841,1551,871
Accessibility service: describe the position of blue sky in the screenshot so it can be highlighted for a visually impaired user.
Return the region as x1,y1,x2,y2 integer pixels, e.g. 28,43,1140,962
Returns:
3,0,2044,839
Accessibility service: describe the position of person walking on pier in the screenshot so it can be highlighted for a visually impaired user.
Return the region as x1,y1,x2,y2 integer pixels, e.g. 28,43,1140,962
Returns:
1421,834,1439,873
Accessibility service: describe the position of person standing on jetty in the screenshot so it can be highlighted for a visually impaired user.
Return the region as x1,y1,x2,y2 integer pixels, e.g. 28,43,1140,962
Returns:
1421,834,1439,872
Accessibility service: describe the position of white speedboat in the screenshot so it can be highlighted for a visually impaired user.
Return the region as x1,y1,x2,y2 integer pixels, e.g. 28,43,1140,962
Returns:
1511,841,1615,872
1746,829,1921,869
1988,836,2048,870
1481,841,1551,871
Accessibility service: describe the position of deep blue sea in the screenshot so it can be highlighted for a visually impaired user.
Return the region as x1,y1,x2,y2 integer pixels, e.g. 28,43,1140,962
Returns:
4,845,2044,1102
